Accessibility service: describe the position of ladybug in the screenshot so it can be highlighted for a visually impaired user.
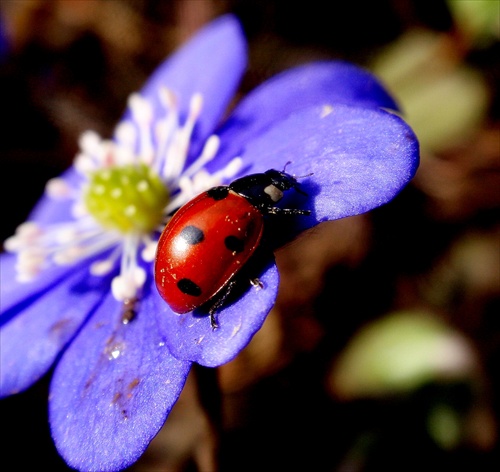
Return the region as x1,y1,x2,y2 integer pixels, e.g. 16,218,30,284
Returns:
154,167,311,328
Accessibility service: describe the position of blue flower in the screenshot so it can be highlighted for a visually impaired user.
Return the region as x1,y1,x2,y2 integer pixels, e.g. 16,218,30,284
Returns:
0,14,419,472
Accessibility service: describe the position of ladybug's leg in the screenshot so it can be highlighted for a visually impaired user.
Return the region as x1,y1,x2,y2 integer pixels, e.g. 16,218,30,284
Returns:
208,277,264,329
209,312,218,330
250,278,264,289
208,279,239,329
264,206,311,216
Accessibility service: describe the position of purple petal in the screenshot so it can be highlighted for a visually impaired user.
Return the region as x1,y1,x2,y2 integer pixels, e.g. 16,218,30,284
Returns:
1,167,81,239
1,252,95,322
214,61,400,166
50,281,191,472
1,172,85,316
163,260,279,367
127,14,247,154
239,104,419,227
0,265,111,396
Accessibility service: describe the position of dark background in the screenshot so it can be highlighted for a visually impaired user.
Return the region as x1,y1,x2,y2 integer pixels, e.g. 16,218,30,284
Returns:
1,1,498,471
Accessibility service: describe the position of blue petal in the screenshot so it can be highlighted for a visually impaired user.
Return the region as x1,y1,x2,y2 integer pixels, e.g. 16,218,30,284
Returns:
1,168,81,239
162,260,279,367
0,265,111,396
125,14,247,156
238,104,419,229
50,281,191,472
1,171,85,316
1,252,95,322
214,61,400,167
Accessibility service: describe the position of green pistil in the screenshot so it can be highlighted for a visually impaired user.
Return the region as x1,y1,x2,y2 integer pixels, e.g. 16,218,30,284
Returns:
84,163,169,233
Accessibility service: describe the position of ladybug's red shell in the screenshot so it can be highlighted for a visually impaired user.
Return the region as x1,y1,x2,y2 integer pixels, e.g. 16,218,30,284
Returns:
155,189,264,313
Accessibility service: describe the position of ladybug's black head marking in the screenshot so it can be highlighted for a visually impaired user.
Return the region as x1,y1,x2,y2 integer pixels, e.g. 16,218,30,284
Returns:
265,168,311,196
264,169,301,192
228,167,311,214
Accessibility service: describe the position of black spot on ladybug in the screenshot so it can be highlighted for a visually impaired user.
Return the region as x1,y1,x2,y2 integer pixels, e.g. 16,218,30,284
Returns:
207,186,229,200
225,235,245,253
180,225,205,245
177,278,202,296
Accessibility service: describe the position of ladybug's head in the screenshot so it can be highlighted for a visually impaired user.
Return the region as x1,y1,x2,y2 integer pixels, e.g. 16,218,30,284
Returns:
229,167,310,208
265,169,306,194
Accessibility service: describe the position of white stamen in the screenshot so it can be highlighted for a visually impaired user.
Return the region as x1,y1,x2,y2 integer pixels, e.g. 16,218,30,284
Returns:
18,247,46,264
114,144,135,166
129,93,154,164
111,266,146,301
55,227,80,244
155,121,178,173
16,262,44,282
54,246,86,265
101,141,117,167
79,130,102,156
46,178,73,199
155,88,179,174
189,93,203,119
16,222,43,240
141,236,157,262
6,88,245,308
220,157,244,178
165,192,188,215
111,233,146,300
90,259,113,276
3,236,20,252
17,221,42,238
72,201,89,218
176,93,202,156
129,93,153,123
115,121,137,147
15,247,47,281
107,233,146,300
165,175,197,214
74,152,97,175
162,91,204,182
4,223,42,251
160,87,177,109
183,134,220,178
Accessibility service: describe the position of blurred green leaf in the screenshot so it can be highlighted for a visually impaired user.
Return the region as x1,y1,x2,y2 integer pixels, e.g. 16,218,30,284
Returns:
371,29,489,154
328,311,476,399
447,0,500,46
427,403,462,450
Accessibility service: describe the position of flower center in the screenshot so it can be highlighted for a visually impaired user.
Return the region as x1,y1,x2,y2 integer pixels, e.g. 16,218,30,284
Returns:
84,163,169,234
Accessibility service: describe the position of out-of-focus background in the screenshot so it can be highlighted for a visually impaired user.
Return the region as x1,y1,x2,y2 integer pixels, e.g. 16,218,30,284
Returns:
0,1,498,470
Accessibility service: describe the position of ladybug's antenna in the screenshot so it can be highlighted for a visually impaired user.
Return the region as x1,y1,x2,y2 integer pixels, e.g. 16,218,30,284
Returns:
294,171,314,180
283,161,314,180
